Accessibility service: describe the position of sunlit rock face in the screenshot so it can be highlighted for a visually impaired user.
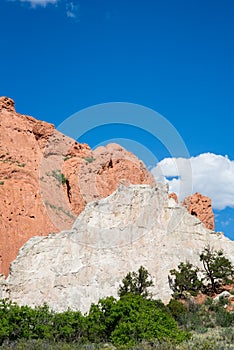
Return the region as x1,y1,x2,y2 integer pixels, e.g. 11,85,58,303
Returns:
1,184,234,314
181,192,215,230
0,96,155,276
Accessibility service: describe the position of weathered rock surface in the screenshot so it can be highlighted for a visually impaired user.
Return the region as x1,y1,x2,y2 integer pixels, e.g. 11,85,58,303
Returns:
1,184,233,314
0,97,155,275
181,192,215,230
168,192,178,203
0,97,58,275
62,143,155,216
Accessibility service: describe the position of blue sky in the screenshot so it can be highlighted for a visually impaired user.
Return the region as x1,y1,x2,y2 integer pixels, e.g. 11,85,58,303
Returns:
1,0,234,239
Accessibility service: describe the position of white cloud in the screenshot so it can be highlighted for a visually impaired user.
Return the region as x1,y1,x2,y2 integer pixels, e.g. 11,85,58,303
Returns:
19,0,58,7
13,0,80,19
151,153,234,210
66,1,80,19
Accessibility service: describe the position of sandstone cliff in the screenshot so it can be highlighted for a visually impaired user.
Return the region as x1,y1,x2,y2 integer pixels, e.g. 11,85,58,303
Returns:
1,184,233,313
181,192,215,230
0,97,155,275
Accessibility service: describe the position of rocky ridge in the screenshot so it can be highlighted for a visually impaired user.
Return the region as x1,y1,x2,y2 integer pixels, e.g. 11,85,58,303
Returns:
1,184,233,314
0,97,155,275
181,192,215,230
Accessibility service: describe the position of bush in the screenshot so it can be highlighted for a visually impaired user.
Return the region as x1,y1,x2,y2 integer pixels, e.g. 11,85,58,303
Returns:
0,300,86,346
50,170,67,185
167,299,187,322
87,294,190,346
216,308,234,327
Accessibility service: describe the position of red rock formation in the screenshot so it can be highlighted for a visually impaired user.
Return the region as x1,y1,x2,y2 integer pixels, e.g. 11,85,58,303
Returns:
169,192,178,203
181,192,215,230
62,143,156,214
0,97,58,276
0,96,155,275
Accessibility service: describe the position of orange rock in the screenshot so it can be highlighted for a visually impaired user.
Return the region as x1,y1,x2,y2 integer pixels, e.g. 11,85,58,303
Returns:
0,97,58,276
63,143,156,211
0,96,15,112
181,192,215,230
169,192,178,203
0,97,155,276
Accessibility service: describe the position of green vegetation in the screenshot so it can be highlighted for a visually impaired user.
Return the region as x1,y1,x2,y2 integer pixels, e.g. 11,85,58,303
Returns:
50,170,67,185
1,335,234,350
0,181,4,185
64,155,74,161
0,157,25,168
0,296,188,348
0,297,234,349
16,162,25,168
118,266,154,299
169,246,234,297
88,294,189,346
169,262,202,298
45,201,75,220
200,246,234,294
0,253,234,349
46,169,67,185
168,296,234,332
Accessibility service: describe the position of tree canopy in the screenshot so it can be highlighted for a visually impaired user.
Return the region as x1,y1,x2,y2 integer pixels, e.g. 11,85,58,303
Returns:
118,265,154,298
169,246,234,297
200,246,234,294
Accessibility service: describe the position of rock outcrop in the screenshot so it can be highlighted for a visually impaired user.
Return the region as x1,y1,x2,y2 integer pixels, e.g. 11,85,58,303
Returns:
181,192,215,230
0,97,58,276
1,184,233,314
168,192,178,203
0,97,155,275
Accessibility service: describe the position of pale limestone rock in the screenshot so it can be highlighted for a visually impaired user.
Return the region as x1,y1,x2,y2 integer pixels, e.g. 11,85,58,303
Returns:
1,184,234,314
213,291,231,302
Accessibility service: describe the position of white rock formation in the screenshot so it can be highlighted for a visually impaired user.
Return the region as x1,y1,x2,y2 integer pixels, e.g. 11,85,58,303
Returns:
1,184,234,313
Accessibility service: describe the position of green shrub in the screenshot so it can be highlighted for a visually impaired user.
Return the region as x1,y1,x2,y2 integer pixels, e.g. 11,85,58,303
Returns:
86,294,190,346
167,299,187,322
51,170,67,185
53,310,86,342
216,308,234,327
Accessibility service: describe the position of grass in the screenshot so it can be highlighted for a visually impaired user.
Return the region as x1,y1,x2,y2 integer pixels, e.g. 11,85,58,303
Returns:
46,170,67,185
64,156,74,161
0,158,26,167
1,331,234,350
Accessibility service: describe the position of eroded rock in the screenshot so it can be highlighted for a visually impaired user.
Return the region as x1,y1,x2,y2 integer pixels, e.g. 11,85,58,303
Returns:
2,184,234,314
181,192,215,230
0,97,155,275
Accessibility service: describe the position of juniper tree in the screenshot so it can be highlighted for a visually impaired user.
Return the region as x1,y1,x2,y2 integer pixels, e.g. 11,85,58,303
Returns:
118,266,154,299
200,246,234,294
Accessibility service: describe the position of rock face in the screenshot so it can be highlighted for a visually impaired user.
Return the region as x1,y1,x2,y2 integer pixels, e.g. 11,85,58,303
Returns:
0,97,155,275
0,97,58,276
1,184,234,314
62,143,155,216
168,192,178,203
181,192,215,230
